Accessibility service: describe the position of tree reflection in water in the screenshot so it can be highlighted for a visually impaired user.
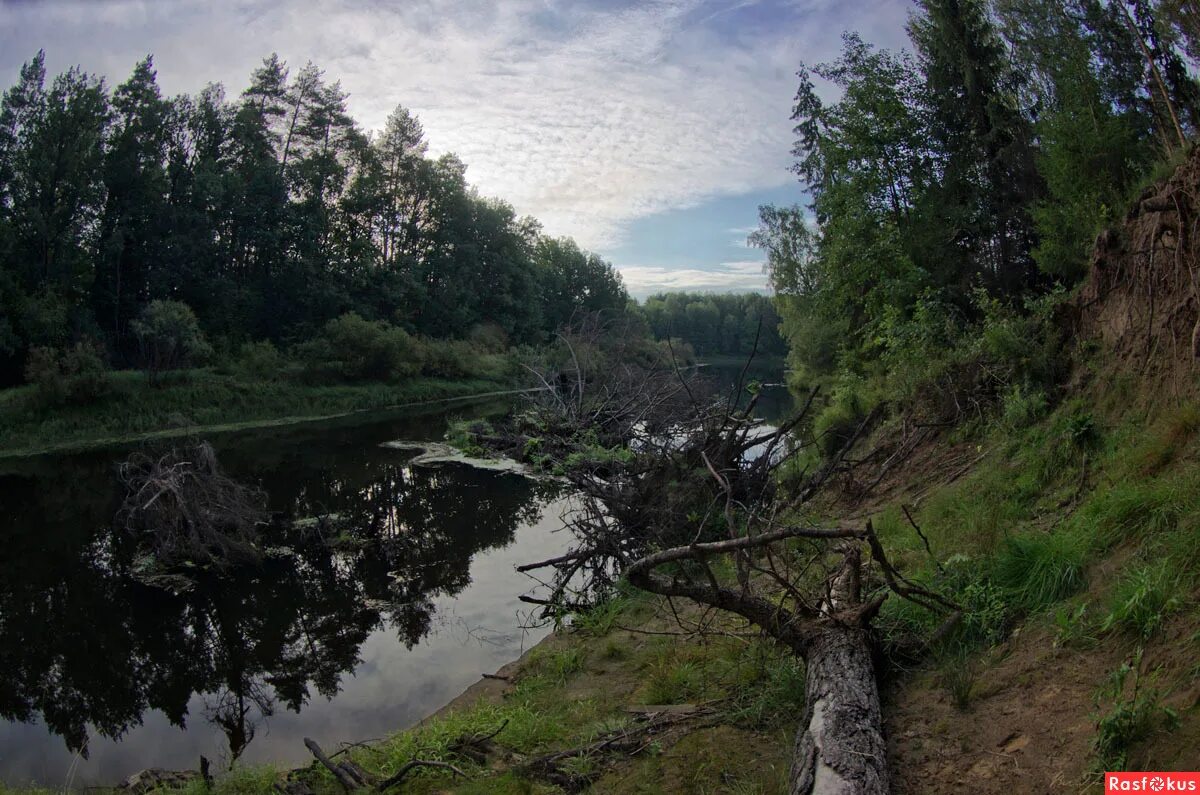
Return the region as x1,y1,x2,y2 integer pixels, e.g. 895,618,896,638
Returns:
0,439,558,765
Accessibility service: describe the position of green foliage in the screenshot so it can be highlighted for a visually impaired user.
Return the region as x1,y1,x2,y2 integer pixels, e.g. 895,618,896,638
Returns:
232,340,285,381
570,582,648,637
0,369,510,457
1001,384,1049,429
1129,402,1200,476
525,647,585,684
419,339,478,379
990,531,1087,612
637,292,787,359
724,646,807,728
1101,566,1183,640
643,659,705,704
0,52,631,390
537,237,628,335
812,379,874,456
1052,602,1098,649
467,323,510,354
299,313,423,383
1093,652,1179,772
22,339,109,406
176,766,280,795
445,419,493,458
1070,476,1188,551
938,650,978,711
955,577,1012,646
756,0,1188,460
560,441,634,473
130,300,213,378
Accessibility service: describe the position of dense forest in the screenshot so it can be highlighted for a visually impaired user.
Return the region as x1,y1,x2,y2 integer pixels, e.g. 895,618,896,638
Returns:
639,292,787,359
754,0,1200,441
0,53,629,388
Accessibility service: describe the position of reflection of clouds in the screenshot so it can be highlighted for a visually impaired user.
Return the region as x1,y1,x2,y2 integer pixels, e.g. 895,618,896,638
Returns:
0,493,577,786
0,0,911,250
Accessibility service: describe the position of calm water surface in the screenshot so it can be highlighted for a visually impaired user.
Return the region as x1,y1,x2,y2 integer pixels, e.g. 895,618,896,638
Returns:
0,401,577,787
0,367,792,788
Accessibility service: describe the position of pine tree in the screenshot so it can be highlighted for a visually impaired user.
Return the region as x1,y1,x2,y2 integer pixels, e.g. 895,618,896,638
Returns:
94,57,171,349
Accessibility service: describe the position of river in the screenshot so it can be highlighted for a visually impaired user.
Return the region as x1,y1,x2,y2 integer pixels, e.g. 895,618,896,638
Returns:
0,364,791,788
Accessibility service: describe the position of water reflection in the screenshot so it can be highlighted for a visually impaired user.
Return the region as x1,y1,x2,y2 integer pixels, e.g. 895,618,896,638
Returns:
0,407,568,786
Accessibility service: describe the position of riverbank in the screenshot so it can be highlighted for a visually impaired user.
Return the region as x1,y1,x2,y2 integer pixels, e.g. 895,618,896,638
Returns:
139,587,800,795
0,369,520,459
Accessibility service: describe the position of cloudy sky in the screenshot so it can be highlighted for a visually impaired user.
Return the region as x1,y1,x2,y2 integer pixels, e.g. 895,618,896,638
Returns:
0,0,912,297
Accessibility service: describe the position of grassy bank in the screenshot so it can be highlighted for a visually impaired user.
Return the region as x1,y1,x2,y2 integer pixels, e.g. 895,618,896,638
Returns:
0,369,519,458
355,389,1199,794
861,391,1200,789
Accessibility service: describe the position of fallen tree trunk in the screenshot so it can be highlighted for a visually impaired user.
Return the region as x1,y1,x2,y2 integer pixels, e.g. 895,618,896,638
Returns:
790,626,888,794
622,533,935,794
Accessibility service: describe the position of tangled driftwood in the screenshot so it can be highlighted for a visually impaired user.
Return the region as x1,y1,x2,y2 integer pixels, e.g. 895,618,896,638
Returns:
116,442,267,570
461,321,959,794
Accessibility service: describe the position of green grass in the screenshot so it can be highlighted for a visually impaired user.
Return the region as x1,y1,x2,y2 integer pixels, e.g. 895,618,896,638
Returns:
1101,566,1184,640
990,531,1087,612
643,659,706,704
176,766,279,795
1092,650,1180,772
876,395,1200,660
524,647,586,683
0,785,57,795
939,651,978,711
570,580,652,637
0,368,519,458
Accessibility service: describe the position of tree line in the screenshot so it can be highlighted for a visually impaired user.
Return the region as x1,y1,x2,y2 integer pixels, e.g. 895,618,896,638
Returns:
754,0,1200,427
0,52,629,386
638,292,787,359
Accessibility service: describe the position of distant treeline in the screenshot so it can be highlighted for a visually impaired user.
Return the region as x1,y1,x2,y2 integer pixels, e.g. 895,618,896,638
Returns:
0,52,628,385
637,292,786,359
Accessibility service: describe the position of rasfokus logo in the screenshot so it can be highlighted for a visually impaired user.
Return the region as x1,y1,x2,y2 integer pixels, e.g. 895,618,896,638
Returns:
1106,773,1200,792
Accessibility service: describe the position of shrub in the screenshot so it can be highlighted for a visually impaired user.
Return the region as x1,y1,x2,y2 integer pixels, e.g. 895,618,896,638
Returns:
298,313,423,383
813,381,873,457
23,339,110,406
445,419,492,457
957,578,1011,645
131,300,213,380
468,323,509,353
420,339,480,379
233,340,285,380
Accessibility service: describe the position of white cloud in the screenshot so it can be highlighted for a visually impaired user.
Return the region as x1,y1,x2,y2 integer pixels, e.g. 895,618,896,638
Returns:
0,0,912,250
620,260,769,297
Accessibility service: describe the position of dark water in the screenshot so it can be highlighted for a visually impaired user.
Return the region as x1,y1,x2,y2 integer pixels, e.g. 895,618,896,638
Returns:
0,368,793,788
0,401,577,787
712,363,793,425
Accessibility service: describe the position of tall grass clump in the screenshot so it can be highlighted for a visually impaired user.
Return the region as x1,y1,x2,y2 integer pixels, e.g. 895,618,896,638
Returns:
1070,478,1188,552
989,531,1087,612
1100,566,1183,640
